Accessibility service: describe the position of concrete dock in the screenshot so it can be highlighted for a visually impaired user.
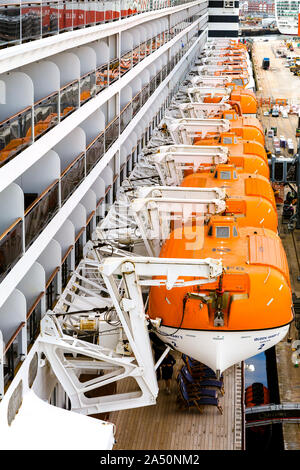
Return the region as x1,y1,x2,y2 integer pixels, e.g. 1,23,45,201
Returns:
252,38,300,450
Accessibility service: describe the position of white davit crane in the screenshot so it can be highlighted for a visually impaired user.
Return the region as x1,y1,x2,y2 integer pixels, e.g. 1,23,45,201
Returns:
130,185,227,256
165,117,230,144
150,144,229,185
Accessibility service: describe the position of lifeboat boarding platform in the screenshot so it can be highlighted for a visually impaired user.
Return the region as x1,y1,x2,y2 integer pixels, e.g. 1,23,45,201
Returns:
252,38,300,450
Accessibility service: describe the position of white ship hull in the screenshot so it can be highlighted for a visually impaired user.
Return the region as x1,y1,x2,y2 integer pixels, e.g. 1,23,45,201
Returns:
275,0,299,35
156,324,290,374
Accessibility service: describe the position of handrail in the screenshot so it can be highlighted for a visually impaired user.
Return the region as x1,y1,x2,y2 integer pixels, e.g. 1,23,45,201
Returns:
61,151,85,178
45,266,60,290
86,210,95,226
24,179,59,216
104,116,119,132
26,292,44,321
86,129,105,151
34,91,59,107
75,226,85,243
61,244,74,265
60,79,79,92
105,184,112,196
0,106,32,128
0,217,22,243
96,196,104,208
3,322,26,355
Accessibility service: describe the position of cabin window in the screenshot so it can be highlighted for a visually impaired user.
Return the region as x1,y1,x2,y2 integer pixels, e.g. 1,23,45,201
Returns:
216,226,230,238
224,0,234,7
220,170,231,180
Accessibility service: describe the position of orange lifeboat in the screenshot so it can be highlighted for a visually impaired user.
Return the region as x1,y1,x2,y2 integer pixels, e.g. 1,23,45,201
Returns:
193,116,264,145
181,164,278,232
203,88,257,115
148,216,293,374
194,133,269,178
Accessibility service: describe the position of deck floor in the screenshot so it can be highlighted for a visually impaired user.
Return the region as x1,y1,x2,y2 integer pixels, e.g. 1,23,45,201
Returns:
109,353,242,450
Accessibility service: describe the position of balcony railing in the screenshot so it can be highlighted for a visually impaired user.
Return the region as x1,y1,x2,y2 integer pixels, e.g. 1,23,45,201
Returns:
80,70,96,104
0,217,23,281
34,91,59,140
86,130,105,174
60,79,79,120
0,106,32,167
105,116,119,152
24,179,60,248
61,151,85,204
120,102,132,133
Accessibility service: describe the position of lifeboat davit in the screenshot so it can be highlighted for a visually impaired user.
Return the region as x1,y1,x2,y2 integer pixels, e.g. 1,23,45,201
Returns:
148,216,293,374
181,164,277,231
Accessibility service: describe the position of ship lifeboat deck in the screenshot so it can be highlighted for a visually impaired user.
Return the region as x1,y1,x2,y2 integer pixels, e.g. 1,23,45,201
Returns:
109,355,243,450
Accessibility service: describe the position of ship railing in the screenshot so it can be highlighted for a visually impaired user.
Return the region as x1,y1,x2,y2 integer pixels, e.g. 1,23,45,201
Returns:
2,321,26,387
0,217,23,283
60,151,85,204
86,129,105,175
120,101,132,134
33,91,59,140
104,115,119,152
0,15,197,167
24,179,60,249
60,79,80,120
0,0,178,49
80,70,97,105
0,106,33,167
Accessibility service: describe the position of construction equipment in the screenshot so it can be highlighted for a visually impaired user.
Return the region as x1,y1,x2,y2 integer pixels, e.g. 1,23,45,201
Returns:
262,58,270,70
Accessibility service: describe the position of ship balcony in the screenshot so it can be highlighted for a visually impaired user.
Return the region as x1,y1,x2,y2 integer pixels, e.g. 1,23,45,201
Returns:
0,0,196,49
0,15,198,166
0,4,209,394
0,57,181,282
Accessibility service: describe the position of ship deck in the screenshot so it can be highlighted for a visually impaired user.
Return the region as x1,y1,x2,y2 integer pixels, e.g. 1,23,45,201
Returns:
109,352,243,450
252,38,300,450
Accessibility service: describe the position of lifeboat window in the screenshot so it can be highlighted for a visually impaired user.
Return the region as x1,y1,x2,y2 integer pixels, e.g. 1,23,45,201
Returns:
233,171,237,179
216,226,230,238
208,226,213,236
233,226,238,237
226,113,233,120
233,79,243,86
222,136,232,144
220,170,232,180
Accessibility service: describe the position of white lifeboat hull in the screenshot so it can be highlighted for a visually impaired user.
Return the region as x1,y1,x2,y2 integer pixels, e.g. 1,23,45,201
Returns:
155,324,290,374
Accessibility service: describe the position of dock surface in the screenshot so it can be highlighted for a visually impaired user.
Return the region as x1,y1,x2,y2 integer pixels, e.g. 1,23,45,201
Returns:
109,354,243,450
252,38,300,450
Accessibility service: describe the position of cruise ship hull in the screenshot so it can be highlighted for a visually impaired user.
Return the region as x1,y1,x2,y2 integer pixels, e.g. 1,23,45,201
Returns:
275,0,300,35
